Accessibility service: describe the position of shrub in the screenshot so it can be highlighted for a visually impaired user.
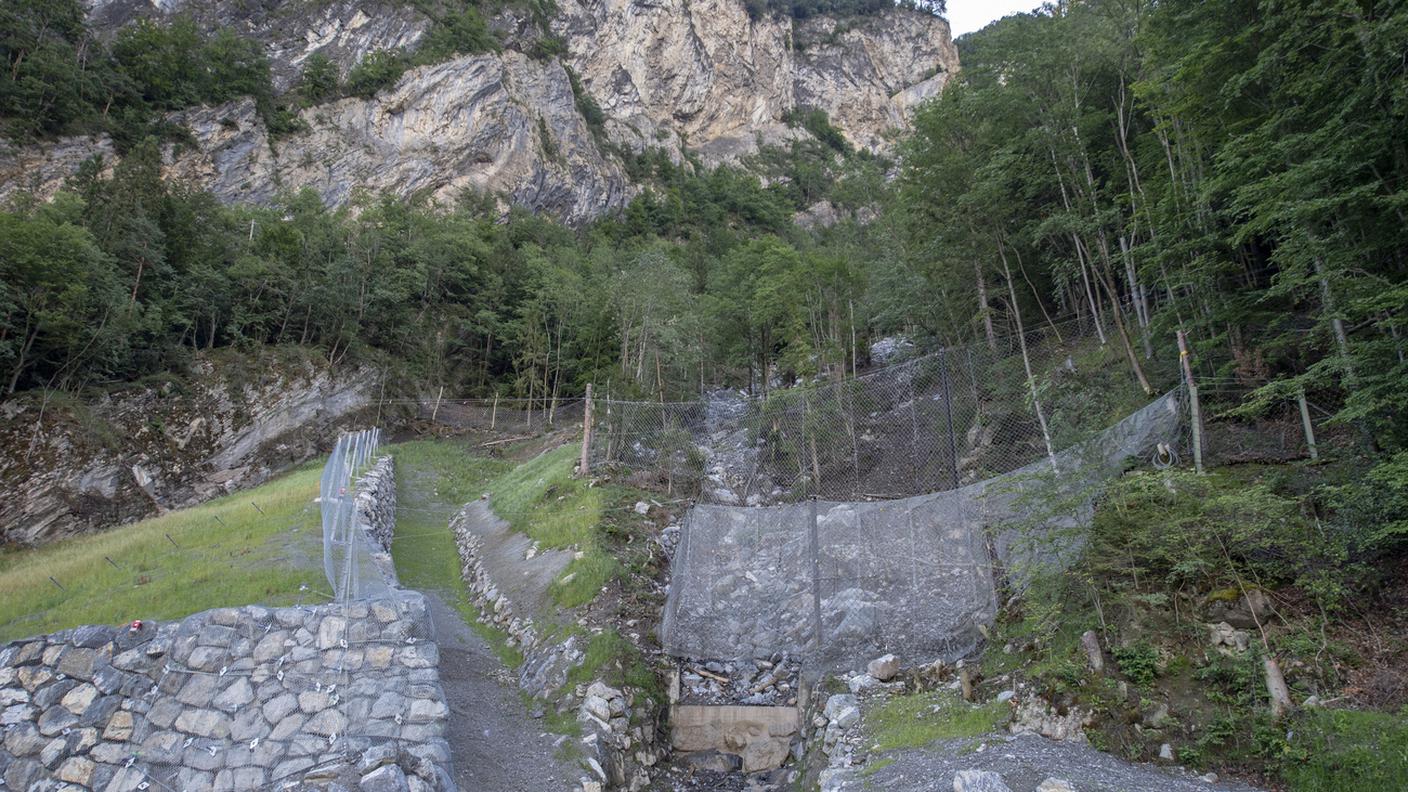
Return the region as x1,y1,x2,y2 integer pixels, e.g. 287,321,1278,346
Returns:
344,49,407,98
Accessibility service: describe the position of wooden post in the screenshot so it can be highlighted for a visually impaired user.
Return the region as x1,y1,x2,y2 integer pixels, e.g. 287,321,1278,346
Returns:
579,383,594,477
1177,330,1205,474
430,384,445,423
1297,389,1319,461
490,394,498,430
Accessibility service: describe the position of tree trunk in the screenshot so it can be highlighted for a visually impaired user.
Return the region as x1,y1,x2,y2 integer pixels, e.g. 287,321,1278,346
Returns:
1000,243,1057,470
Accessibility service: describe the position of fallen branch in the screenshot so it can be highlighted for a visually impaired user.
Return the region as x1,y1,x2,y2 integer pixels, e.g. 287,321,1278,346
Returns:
479,434,534,447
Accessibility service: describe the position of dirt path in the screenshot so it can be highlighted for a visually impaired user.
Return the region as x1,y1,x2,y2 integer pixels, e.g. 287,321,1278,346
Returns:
421,589,579,792
390,446,579,792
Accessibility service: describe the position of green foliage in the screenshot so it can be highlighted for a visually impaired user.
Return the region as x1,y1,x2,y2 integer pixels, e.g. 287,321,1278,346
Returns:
896,0,1408,442
1326,451,1408,554
1110,643,1159,687
2,5,291,145
415,5,499,62
1279,708,1408,792
1087,469,1357,613
783,107,851,154
298,53,341,105
564,65,605,133
345,49,408,98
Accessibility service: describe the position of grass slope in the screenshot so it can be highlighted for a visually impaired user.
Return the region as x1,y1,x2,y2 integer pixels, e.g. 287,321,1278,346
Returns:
0,463,327,642
482,443,615,609
387,439,521,666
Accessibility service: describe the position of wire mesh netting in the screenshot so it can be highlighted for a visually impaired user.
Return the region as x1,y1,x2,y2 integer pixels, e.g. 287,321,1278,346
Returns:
658,391,1184,669
589,316,1159,505
414,397,584,435
321,427,392,601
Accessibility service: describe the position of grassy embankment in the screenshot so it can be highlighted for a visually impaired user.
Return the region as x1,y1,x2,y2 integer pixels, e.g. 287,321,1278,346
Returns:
0,463,327,642
389,438,662,720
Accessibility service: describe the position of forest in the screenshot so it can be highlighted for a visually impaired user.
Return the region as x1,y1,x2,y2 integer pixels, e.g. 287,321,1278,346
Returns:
3,1,1408,786
4,0,1406,447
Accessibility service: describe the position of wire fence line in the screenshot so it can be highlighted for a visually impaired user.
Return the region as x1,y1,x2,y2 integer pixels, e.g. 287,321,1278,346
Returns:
587,311,1170,505
319,427,391,601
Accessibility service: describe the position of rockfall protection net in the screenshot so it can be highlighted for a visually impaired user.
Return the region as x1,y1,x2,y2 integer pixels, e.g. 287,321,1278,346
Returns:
589,315,1159,505
321,427,390,601
659,391,1184,669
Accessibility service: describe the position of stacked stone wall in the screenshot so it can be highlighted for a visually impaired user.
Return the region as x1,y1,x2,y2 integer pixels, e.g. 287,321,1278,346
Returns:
354,455,399,589
0,594,453,791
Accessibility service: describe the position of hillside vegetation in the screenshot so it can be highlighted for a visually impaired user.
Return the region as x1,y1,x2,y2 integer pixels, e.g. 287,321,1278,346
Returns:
2,1,1407,787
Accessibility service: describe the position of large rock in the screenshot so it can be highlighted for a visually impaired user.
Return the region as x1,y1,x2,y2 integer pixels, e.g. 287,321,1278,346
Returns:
954,769,1013,792
553,0,957,161
1,0,957,223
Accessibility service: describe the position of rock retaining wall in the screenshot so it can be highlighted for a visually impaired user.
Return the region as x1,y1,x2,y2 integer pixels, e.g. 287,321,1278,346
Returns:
354,455,400,589
449,502,665,791
0,594,454,792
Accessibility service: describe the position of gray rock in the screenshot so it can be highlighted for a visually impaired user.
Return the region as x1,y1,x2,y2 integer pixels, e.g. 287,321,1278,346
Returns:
360,763,412,792
867,654,900,682
954,769,1013,792
824,694,861,729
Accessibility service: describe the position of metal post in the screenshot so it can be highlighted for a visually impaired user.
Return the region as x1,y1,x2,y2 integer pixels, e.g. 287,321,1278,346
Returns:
938,349,961,490
808,497,823,655
490,394,498,430
579,383,594,476
1177,330,1205,474
1297,389,1319,461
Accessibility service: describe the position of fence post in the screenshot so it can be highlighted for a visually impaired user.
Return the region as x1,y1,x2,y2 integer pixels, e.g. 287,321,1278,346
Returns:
1296,388,1319,461
808,496,823,655
490,394,498,430
430,385,444,423
1177,330,1205,474
937,348,961,490
579,383,594,477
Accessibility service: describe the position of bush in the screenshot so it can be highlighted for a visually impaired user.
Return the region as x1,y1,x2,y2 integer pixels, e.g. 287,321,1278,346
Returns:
1326,451,1408,556
344,49,407,98
416,6,498,62
298,53,341,105
784,107,851,154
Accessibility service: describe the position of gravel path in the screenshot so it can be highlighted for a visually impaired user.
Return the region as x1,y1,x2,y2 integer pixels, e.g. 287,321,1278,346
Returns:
391,453,579,792
833,733,1262,792
421,590,579,792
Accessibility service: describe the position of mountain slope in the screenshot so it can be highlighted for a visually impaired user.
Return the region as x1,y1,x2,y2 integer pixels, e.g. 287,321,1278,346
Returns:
0,0,956,222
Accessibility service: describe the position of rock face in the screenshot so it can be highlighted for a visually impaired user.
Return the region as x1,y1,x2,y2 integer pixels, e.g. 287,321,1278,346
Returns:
0,593,454,791
0,354,378,546
554,0,957,162
0,0,956,222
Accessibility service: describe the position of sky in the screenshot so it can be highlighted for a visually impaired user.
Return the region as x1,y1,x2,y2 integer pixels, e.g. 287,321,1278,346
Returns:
945,0,1043,37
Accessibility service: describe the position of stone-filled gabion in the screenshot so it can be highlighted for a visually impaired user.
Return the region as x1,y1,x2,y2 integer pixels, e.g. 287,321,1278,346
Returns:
0,593,454,792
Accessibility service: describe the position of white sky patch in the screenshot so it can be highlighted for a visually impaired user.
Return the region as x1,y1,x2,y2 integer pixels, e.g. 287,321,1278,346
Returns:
945,0,1044,37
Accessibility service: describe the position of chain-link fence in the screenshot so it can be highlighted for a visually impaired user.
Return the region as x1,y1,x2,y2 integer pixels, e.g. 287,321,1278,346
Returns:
410,396,584,436
320,427,390,601
590,314,1157,505
659,390,1184,670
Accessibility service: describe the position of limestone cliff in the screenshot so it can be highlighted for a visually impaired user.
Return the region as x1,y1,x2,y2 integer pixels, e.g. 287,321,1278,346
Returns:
0,353,379,545
0,0,955,221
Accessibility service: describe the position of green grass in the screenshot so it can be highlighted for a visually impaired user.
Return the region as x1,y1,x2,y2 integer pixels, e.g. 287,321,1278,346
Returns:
1280,708,1408,792
0,463,327,641
481,443,617,609
866,687,1010,751
387,439,522,667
